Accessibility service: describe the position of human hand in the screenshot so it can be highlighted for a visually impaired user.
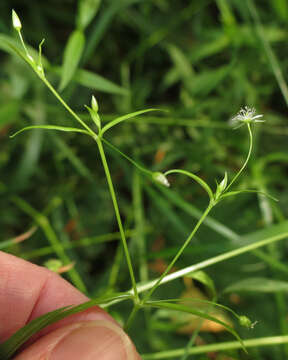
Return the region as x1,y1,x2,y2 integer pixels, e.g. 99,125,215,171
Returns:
0,251,141,359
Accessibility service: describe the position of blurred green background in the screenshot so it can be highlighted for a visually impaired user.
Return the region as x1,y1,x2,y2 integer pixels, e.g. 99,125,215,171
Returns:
1,0,288,359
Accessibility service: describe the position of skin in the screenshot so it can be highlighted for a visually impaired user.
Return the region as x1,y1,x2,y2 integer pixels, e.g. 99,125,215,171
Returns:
0,251,141,359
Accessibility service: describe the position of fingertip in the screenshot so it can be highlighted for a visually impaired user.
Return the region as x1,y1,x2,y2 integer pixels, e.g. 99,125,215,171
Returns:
14,321,141,360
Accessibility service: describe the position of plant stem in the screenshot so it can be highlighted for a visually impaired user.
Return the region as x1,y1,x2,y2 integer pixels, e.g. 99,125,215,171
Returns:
134,231,288,296
124,303,141,331
225,123,252,192
143,201,214,302
141,335,288,359
125,202,213,326
30,70,139,301
32,65,139,300
40,76,95,136
95,137,139,301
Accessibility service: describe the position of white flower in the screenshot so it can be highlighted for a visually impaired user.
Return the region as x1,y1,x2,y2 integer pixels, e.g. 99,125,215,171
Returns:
230,106,265,129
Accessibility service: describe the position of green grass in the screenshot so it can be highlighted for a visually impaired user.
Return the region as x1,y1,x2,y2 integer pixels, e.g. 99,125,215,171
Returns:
1,1,288,359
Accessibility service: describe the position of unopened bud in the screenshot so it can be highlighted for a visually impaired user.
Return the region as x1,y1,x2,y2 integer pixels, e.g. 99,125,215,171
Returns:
153,172,170,187
91,95,99,113
239,315,252,328
12,10,22,31
218,172,228,192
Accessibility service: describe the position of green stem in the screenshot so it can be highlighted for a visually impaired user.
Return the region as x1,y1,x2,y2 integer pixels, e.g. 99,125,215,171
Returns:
26,63,140,300
95,137,139,301
18,30,30,58
141,335,288,359
143,202,214,302
225,123,252,192
102,138,152,176
40,76,95,136
125,303,141,331
134,231,288,296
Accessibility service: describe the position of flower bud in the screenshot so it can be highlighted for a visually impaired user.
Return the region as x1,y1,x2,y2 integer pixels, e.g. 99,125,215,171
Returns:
218,172,228,193
91,95,99,113
12,10,22,31
239,315,252,328
152,172,170,187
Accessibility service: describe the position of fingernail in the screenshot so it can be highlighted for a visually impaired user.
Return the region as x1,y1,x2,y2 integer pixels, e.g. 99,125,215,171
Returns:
49,320,139,360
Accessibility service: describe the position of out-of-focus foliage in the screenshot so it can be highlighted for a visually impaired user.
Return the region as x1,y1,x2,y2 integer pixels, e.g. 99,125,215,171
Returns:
1,0,288,358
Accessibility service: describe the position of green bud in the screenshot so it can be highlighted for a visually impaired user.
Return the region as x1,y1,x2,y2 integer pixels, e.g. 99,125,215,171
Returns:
152,172,170,187
85,104,101,130
91,95,99,113
12,10,22,31
218,172,228,192
44,259,62,272
239,315,252,328
215,172,228,199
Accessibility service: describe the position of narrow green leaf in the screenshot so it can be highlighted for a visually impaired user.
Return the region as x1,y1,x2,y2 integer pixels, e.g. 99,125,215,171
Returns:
101,109,165,135
224,277,288,294
75,68,128,94
51,66,128,95
10,125,90,138
0,34,49,67
59,30,85,91
0,293,132,360
77,0,102,30
221,189,278,202
145,301,245,351
0,307,69,360
185,270,216,298
164,169,214,201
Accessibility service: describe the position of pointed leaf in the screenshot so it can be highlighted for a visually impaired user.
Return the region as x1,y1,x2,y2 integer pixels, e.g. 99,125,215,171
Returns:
0,34,50,67
51,66,128,95
221,189,278,202
10,125,90,138
59,30,85,91
185,270,216,298
101,109,165,135
145,301,245,351
164,169,214,201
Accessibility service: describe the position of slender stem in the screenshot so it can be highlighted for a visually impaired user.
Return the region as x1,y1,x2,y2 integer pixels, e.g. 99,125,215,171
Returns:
134,231,288,296
125,303,141,331
18,31,30,58
102,138,152,176
141,335,288,359
24,61,140,300
95,137,139,301
225,123,252,192
31,67,140,300
40,76,95,136
143,202,214,302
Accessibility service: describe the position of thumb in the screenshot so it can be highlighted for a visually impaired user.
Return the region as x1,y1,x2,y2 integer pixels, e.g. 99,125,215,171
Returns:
14,320,141,360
